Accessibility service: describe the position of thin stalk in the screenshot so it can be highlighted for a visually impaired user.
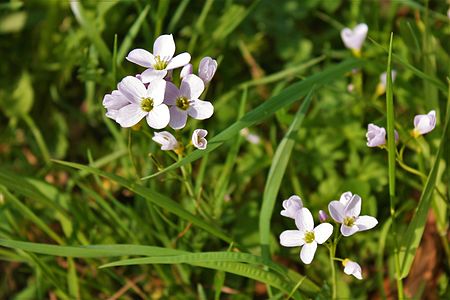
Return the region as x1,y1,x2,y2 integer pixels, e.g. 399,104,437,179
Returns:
329,242,337,300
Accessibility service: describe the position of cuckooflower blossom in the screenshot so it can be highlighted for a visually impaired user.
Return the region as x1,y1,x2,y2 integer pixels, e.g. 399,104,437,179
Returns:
126,34,191,83
366,124,386,147
164,74,214,129
412,110,436,137
342,259,363,280
376,70,397,95
240,128,261,144
280,195,303,219
280,208,333,264
328,194,378,237
115,76,170,129
198,56,218,84
103,90,130,120
340,23,368,53
180,63,193,79
192,129,208,150
152,131,179,151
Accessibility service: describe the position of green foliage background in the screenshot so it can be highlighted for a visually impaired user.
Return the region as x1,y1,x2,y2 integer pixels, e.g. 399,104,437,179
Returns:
0,0,449,299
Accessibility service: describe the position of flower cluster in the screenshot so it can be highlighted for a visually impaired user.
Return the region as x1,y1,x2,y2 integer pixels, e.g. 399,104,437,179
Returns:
102,34,218,151
279,192,377,279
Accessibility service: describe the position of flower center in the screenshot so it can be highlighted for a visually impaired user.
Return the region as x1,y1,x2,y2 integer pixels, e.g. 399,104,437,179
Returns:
304,231,315,244
344,216,355,227
141,97,154,112
176,96,190,110
153,55,169,70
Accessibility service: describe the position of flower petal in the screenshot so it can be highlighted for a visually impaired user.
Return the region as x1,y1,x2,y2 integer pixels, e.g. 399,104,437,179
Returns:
300,242,317,264
116,104,147,127
339,192,353,206
295,208,314,232
355,215,378,231
152,131,178,150
168,106,188,129
341,224,359,237
147,79,166,106
153,34,175,59
280,195,303,219
146,104,170,129
192,129,208,150
313,223,333,244
188,100,214,120
166,52,191,70
126,49,155,68
344,194,361,217
140,68,167,83
344,261,363,280
180,74,205,99
180,63,193,79
328,201,344,223
118,76,146,103
279,230,305,247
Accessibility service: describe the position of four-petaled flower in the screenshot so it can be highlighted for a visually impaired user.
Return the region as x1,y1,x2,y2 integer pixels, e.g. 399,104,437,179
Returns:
102,90,130,121
328,193,378,237
164,74,214,129
280,195,303,219
152,131,179,151
340,23,368,53
192,129,208,150
280,208,333,264
126,34,191,83
115,76,170,129
366,123,386,147
342,259,363,280
198,56,218,84
412,110,436,137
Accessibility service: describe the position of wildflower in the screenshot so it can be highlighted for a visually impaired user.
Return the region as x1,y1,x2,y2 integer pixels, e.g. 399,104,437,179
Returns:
347,83,354,93
164,74,214,129
366,124,399,147
240,128,261,144
102,90,130,121
192,129,208,150
280,208,333,264
318,210,328,222
412,110,436,137
180,63,193,79
280,195,303,219
342,259,363,280
340,23,368,55
126,34,191,83
376,70,397,95
198,56,218,84
328,193,378,237
115,76,170,129
152,131,179,151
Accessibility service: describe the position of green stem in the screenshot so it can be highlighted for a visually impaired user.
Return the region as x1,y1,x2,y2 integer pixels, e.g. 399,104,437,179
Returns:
329,242,337,300
178,154,195,199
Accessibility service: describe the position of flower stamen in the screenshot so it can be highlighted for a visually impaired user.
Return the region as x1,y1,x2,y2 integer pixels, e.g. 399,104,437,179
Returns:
343,216,355,227
304,231,315,244
153,55,169,70
141,97,154,112
176,96,190,110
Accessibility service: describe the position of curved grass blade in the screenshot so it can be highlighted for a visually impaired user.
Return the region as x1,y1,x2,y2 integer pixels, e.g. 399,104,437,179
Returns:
399,80,450,278
142,58,361,180
52,160,234,244
259,88,315,261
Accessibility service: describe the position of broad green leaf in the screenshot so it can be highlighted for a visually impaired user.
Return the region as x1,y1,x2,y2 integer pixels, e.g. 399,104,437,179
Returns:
142,58,361,180
399,81,450,278
52,160,234,244
259,88,315,260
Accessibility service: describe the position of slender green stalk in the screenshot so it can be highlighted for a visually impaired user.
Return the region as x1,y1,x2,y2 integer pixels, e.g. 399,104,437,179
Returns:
329,242,337,300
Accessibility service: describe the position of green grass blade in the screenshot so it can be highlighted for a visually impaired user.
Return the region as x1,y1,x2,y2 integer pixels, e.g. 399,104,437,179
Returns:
142,58,361,180
52,160,234,244
67,257,80,300
259,88,315,261
116,4,150,65
386,33,396,215
399,80,450,278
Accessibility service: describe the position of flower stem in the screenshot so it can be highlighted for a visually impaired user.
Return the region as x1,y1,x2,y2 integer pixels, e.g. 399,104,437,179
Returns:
329,241,337,300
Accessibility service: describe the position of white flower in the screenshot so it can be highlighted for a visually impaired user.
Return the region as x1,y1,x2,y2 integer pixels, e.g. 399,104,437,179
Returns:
240,128,261,144
412,110,436,137
164,74,214,129
180,63,193,79
366,124,386,147
328,194,378,237
152,131,179,151
126,34,191,83
198,56,218,84
379,70,397,88
192,129,208,150
340,23,368,51
280,195,303,219
343,259,363,280
280,208,333,264
102,90,130,120
115,76,170,129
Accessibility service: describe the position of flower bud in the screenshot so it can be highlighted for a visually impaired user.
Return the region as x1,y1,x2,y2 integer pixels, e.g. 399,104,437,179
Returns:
192,129,208,150
198,57,217,84
318,210,328,222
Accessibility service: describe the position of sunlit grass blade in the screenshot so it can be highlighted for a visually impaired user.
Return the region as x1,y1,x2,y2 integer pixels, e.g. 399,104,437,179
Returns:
52,160,234,244
142,58,361,180
399,80,450,278
259,88,315,261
